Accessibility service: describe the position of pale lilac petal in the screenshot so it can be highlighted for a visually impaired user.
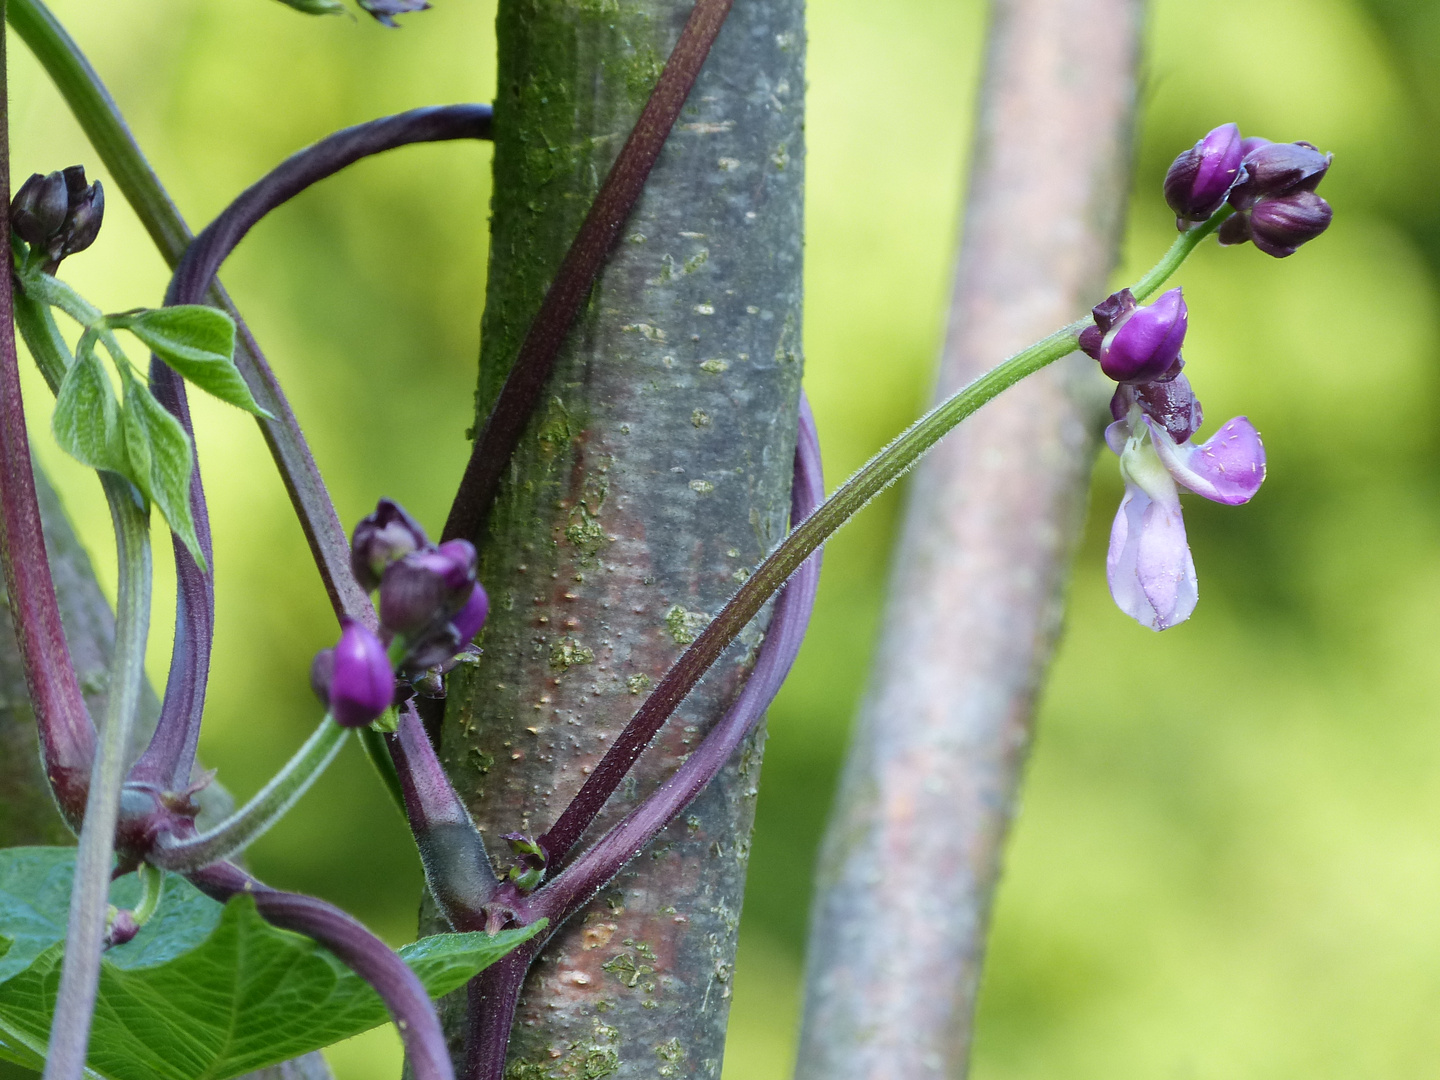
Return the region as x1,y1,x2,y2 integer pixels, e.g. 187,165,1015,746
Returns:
1147,415,1266,505
1104,419,1130,457
1107,482,1198,631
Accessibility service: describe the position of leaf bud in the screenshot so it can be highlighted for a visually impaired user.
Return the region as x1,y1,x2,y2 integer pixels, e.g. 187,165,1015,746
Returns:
1164,123,1245,225
351,498,429,591
327,618,394,728
1096,288,1188,384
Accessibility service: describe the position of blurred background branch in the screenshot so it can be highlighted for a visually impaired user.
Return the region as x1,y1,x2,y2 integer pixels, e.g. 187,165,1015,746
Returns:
796,0,1142,1075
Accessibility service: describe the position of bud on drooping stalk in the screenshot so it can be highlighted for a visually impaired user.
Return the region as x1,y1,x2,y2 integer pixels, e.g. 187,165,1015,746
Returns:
9,166,105,269
1164,122,1245,226
323,618,395,728
358,0,431,26
103,908,139,950
1080,287,1188,384
350,498,429,591
1219,138,1333,258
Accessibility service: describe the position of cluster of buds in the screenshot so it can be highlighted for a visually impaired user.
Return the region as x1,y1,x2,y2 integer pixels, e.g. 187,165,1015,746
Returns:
9,165,104,270
310,499,489,727
1080,286,1265,630
1164,123,1332,257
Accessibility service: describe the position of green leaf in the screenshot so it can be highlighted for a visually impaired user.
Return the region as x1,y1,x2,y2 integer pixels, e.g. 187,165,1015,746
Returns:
119,368,204,568
51,339,126,474
116,307,271,418
0,848,543,1080
271,0,349,14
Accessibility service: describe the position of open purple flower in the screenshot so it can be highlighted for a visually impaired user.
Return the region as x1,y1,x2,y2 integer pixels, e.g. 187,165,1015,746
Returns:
1105,394,1265,631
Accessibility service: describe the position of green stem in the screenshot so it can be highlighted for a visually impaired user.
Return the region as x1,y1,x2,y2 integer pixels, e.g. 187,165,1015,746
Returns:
7,0,189,261
150,715,350,872
42,469,150,1080
1130,207,1233,302
9,0,405,813
358,724,405,813
131,862,163,926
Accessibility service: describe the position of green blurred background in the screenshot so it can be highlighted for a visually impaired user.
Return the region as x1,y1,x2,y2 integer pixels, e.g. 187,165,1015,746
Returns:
9,0,1440,1075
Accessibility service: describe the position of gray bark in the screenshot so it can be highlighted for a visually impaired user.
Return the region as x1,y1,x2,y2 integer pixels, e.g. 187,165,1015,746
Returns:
795,0,1144,1076
434,0,806,1076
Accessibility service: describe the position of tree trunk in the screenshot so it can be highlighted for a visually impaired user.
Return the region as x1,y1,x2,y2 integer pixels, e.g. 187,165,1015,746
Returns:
435,1,805,1076
795,1,1143,1076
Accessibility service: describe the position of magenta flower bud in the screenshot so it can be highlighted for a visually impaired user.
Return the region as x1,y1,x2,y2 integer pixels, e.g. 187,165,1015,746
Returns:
328,617,394,728
104,909,139,950
452,583,490,644
379,542,477,636
1164,123,1245,224
1248,190,1332,258
351,498,429,591
10,171,69,249
1097,288,1188,384
1229,140,1331,208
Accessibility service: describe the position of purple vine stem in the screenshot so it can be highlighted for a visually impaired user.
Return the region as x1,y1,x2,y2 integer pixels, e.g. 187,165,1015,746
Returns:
188,860,455,1080
386,702,499,930
439,0,736,545
0,68,95,828
129,104,494,790
463,396,823,1080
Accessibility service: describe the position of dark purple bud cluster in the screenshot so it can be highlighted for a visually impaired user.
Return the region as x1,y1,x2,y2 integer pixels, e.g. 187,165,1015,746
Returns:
9,166,104,268
1162,123,1332,258
350,499,489,679
1078,287,1187,384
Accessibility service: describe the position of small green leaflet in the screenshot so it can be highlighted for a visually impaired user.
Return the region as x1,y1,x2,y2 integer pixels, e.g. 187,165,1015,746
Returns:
51,339,125,475
112,307,272,419
0,849,544,1080
119,367,205,568
271,0,349,14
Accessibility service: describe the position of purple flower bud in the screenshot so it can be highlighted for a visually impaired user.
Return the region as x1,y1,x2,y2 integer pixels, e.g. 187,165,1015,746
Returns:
379,542,478,637
1097,288,1188,384
310,647,335,705
452,583,490,644
351,498,429,591
1216,211,1253,247
57,167,103,259
104,909,139,950
1164,123,1245,224
10,171,69,249
1229,140,1330,208
1248,190,1333,258
328,618,394,728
